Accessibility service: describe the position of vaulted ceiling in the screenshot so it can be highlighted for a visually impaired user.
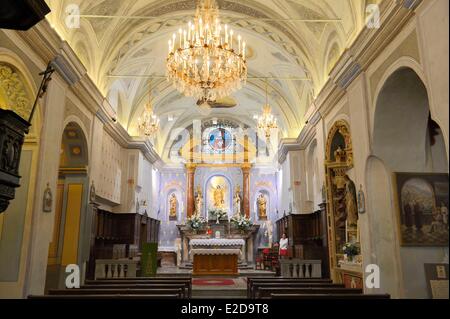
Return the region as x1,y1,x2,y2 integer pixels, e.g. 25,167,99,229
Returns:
45,0,373,156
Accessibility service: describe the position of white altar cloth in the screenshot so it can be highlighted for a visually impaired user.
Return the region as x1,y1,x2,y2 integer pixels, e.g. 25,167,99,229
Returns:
189,239,245,247
190,249,242,256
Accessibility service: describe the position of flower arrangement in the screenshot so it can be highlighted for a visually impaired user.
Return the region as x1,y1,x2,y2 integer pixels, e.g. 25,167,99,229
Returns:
342,242,360,261
186,215,206,231
231,214,253,231
209,208,228,221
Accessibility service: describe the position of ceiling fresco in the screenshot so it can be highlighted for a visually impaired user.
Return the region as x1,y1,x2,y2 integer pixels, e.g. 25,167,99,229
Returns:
45,0,375,157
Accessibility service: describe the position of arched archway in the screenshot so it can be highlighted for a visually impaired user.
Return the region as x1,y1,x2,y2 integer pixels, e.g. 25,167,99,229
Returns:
45,121,90,291
373,68,432,171
370,67,448,298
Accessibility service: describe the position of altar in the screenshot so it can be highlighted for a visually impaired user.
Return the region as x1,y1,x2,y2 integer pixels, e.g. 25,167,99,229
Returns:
189,239,245,276
177,222,260,272
174,162,266,274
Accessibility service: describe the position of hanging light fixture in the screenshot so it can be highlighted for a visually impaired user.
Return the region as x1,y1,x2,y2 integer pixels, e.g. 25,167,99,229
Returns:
257,80,278,139
137,83,160,137
166,0,248,102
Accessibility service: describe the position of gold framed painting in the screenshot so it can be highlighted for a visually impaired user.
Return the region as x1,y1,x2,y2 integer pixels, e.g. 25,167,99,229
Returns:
394,172,449,247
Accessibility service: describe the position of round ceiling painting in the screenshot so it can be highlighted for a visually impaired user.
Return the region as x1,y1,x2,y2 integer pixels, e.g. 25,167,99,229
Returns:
209,128,232,151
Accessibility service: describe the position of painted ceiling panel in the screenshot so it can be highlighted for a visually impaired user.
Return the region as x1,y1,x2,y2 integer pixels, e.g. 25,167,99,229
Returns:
45,0,369,157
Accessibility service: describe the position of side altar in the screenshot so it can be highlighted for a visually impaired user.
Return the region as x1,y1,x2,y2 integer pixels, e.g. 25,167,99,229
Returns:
177,221,260,272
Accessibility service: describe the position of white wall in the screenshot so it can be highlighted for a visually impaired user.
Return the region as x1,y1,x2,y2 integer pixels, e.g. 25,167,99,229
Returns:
300,0,449,299
278,157,292,216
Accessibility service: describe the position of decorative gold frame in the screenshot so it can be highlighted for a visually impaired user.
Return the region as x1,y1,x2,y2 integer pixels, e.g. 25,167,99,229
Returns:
324,120,358,280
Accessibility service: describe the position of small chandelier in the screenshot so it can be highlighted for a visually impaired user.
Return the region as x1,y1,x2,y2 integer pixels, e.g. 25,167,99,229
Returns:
166,0,248,102
138,84,160,137
257,81,278,139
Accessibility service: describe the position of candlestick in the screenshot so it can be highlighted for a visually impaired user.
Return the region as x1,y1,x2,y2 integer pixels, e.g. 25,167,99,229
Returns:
230,30,234,50
238,35,242,54
225,24,228,46
188,21,192,43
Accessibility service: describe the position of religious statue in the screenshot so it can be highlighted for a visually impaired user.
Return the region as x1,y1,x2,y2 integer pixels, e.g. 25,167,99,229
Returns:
344,175,358,227
213,185,225,208
357,184,366,214
195,186,203,216
233,186,242,216
257,193,267,220
43,183,53,213
321,182,327,203
89,181,96,203
169,193,178,220
334,146,347,163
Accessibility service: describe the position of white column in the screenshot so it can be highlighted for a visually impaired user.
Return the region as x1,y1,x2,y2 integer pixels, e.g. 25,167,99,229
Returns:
24,74,68,296
348,73,403,297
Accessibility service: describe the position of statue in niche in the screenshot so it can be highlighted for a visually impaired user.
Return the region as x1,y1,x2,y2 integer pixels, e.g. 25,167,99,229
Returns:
332,173,347,229
257,193,268,220
195,186,203,216
233,186,242,216
344,175,358,227
43,183,53,213
213,185,225,208
334,146,347,163
357,184,366,214
321,182,327,203
169,193,178,220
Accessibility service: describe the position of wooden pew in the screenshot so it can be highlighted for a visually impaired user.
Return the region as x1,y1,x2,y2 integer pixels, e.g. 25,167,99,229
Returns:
80,284,189,298
47,288,184,298
29,294,180,300
85,279,192,297
247,278,332,289
246,278,333,298
271,294,391,300
90,276,192,281
255,287,363,299
250,283,344,299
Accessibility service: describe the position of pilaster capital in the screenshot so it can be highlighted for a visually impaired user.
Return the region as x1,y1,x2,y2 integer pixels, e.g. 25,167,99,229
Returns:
186,163,197,172
241,163,252,172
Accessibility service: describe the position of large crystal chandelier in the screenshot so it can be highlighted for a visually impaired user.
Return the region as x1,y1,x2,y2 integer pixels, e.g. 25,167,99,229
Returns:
137,84,160,137
166,0,248,102
257,82,278,139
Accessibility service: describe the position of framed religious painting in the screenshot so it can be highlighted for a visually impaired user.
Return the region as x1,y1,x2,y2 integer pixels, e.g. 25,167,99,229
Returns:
394,172,449,246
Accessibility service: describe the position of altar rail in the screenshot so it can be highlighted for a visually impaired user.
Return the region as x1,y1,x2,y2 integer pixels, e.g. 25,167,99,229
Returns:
95,259,138,279
280,259,322,278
